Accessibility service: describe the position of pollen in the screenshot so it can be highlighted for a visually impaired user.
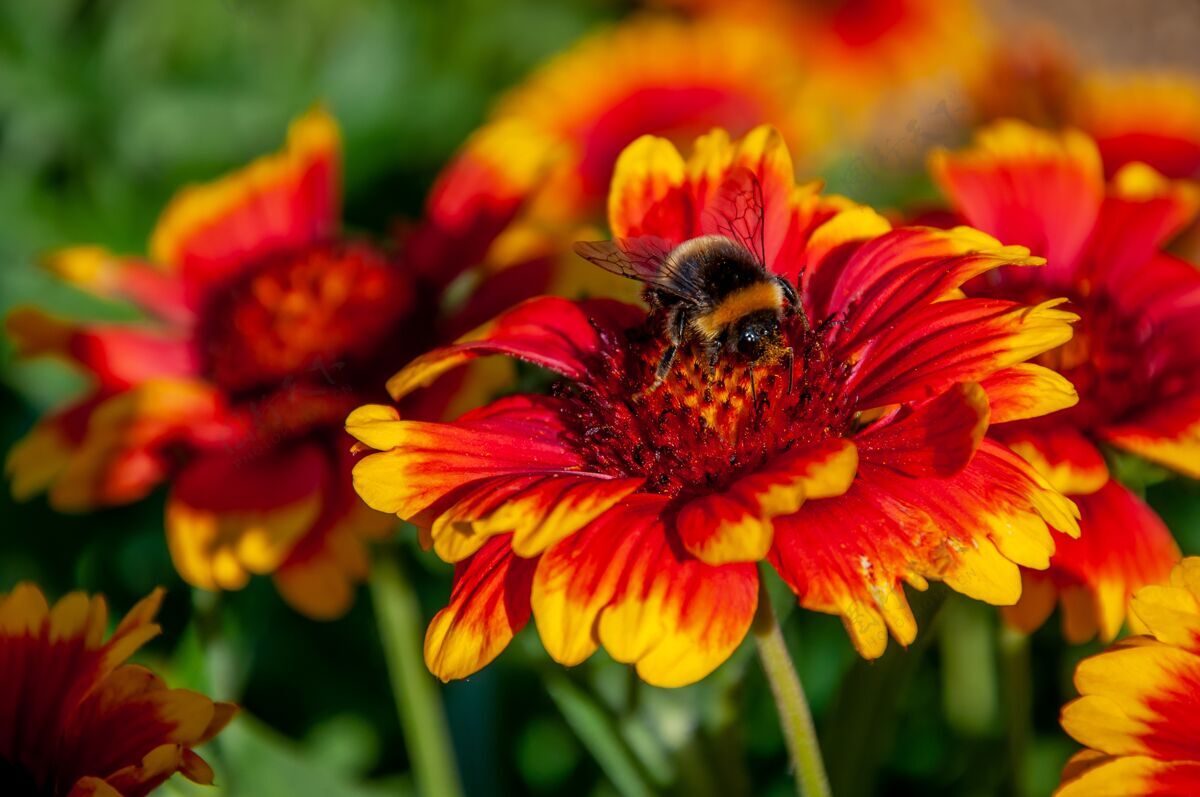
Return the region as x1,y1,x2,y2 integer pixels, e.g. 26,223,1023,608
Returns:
559,311,856,500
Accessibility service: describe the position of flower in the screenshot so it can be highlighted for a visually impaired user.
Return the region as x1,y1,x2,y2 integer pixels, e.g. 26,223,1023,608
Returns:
436,14,822,256
6,108,544,618
656,0,985,124
0,582,235,797
1057,557,1200,796
1071,72,1200,180
931,120,1199,641
969,32,1200,180
349,125,1080,687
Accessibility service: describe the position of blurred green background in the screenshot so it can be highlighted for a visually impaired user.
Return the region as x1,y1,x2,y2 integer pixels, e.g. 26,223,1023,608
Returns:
2,1,1199,796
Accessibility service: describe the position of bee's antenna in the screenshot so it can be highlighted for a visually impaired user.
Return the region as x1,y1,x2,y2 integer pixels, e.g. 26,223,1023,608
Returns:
784,347,794,394
748,365,757,409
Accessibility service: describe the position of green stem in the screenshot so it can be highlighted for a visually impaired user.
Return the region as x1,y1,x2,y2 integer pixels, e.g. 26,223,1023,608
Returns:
1000,626,1032,797
753,578,831,797
371,549,463,797
544,669,657,797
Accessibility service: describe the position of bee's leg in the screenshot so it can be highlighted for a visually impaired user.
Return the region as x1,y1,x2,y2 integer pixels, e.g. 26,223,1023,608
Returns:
649,307,689,390
775,274,810,332
748,364,757,407
783,347,794,394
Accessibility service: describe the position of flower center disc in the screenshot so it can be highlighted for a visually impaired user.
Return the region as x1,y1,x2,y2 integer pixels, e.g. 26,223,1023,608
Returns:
199,242,412,397
561,312,854,499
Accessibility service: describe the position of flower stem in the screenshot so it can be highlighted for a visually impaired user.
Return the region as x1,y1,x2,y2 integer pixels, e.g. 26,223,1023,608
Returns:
753,578,831,797
1000,626,1032,797
371,547,463,797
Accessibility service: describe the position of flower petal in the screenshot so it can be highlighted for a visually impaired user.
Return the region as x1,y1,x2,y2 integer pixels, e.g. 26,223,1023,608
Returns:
930,120,1105,281
819,226,1044,353
166,445,328,592
1064,639,1200,761
1007,480,1179,642
6,307,200,391
978,363,1079,424
856,382,989,478
429,472,643,563
349,396,590,523
594,504,759,687
848,297,1078,409
771,440,1077,658
13,380,232,512
149,107,340,293
41,247,194,326
999,426,1109,495
1101,395,1200,479
677,439,858,565
424,535,537,682
383,297,636,402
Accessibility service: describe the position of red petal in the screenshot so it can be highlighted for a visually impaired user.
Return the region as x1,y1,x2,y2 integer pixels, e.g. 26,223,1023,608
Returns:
978,364,1079,424
931,121,1105,282
677,438,857,565
819,227,1042,353
348,396,587,521
534,495,759,687
996,425,1109,495
149,108,340,295
771,440,1078,658
856,382,989,477
424,535,537,681
1007,480,1179,642
6,308,200,391
384,297,636,402
848,297,1076,408
1101,395,1200,480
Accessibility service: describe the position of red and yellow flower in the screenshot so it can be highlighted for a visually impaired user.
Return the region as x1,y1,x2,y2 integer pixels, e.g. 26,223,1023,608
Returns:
0,582,235,797
349,125,1080,687
970,32,1200,181
6,108,546,618
932,120,1199,642
435,14,822,297
655,0,985,124
1058,557,1200,796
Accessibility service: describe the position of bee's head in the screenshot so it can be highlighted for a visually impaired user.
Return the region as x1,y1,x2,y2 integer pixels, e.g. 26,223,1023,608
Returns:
733,310,781,362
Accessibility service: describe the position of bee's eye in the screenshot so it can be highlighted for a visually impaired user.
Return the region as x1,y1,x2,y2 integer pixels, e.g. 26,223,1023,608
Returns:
737,325,767,358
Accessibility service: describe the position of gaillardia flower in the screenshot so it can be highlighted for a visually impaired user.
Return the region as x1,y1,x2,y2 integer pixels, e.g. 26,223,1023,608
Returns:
1058,557,1200,796
969,34,1200,181
349,125,1080,687
6,108,543,618
932,121,1199,641
0,583,235,796
438,14,820,254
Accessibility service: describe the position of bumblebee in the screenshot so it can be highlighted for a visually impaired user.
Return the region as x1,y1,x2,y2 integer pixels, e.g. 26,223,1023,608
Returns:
574,168,803,391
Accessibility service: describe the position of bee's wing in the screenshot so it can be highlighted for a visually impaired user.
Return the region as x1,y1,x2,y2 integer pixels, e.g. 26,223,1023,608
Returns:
701,166,767,268
573,236,700,300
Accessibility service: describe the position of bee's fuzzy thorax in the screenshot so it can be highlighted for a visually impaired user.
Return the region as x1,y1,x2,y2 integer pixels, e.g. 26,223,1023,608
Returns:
692,281,783,341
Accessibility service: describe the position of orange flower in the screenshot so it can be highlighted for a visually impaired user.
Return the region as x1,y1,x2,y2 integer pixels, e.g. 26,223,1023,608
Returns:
434,14,822,269
0,583,235,797
349,125,1080,687
932,121,1199,641
6,108,547,618
1057,557,1200,796
970,31,1200,180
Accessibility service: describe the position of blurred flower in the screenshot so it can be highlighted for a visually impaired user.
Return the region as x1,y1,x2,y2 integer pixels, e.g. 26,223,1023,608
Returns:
6,108,544,618
932,121,1199,642
0,583,235,797
348,126,1079,686
1057,557,1200,796
433,14,823,302
970,30,1200,180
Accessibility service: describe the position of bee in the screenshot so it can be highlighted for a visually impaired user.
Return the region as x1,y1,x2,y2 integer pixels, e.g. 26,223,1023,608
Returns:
574,167,805,394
